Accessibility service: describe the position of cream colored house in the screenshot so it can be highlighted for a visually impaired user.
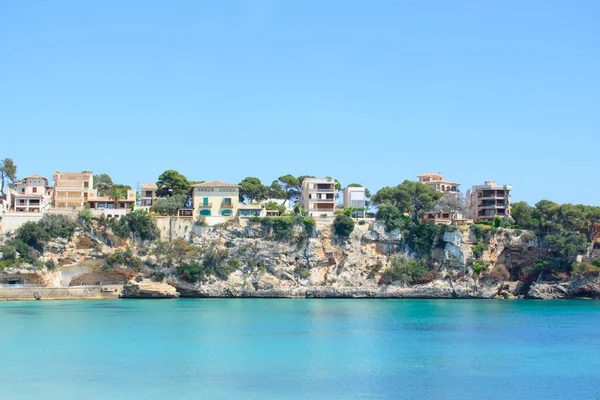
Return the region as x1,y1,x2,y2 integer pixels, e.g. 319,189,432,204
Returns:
466,181,512,223
12,175,53,212
141,183,158,207
192,181,240,224
417,172,460,193
301,178,337,216
52,172,94,210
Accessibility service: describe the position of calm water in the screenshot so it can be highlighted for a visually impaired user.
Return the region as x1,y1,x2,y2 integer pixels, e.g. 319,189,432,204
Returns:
0,299,599,400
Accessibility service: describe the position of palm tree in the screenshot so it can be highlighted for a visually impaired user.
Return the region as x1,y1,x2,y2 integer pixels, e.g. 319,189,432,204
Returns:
108,186,126,209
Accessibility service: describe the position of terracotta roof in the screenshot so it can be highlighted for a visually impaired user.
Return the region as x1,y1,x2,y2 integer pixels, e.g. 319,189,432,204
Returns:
25,174,47,180
141,183,158,189
191,180,240,188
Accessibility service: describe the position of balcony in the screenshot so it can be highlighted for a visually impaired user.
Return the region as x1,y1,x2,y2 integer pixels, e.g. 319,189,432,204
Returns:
309,188,335,193
197,203,213,208
221,203,234,208
309,198,335,203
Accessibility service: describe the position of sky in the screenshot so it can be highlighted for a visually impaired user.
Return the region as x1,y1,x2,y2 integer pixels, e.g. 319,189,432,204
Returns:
1,1,599,205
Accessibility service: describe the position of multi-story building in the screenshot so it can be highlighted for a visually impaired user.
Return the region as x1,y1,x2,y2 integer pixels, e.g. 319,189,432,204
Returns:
12,175,52,212
140,184,158,207
52,172,94,209
342,186,367,218
191,181,240,223
417,172,460,193
466,181,512,222
87,189,137,218
301,178,337,216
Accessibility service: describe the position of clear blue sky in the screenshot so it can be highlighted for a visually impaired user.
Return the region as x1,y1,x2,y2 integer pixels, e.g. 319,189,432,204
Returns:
1,1,599,205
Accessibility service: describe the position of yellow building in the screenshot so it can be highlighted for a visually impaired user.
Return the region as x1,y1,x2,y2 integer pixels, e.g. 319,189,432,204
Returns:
52,172,94,209
191,181,240,224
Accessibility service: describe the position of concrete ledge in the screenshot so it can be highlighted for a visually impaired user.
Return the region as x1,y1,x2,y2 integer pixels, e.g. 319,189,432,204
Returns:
0,286,116,301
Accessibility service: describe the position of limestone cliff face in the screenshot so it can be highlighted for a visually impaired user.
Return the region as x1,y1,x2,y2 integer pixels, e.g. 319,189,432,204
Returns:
169,220,537,299
4,219,598,299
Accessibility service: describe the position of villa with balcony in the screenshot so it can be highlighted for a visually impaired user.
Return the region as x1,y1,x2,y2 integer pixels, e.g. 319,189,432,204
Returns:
191,181,240,225
466,181,512,223
11,175,52,213
417,172,460,193
87,189,136,218
301,178,338,216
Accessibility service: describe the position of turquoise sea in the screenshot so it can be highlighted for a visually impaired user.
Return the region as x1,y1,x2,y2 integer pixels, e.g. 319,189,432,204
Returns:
0,299,599,400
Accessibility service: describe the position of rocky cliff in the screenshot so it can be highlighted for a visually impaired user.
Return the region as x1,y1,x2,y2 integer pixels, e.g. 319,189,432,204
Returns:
3,218,599,299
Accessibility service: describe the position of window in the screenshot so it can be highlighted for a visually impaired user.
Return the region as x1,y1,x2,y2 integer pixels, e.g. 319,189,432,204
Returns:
200,209,211,216
203,197,209,206
221,209,232,216
32,187,37,193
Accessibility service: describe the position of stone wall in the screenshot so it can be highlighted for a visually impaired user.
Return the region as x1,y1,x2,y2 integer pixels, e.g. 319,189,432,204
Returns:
0,286,107,301
0,212,44,234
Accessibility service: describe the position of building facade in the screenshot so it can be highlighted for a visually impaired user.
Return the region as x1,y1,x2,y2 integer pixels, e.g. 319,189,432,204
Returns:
52,172,94,210
87,189,136,218
301,178,337,216
466,181,512,222
140,184,158,207
342,186,366,218
191,181,240,223
417,173,460,193
12,175,52,212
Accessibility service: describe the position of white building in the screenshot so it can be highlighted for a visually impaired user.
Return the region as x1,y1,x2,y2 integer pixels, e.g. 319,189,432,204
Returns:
301,178,337,216
342,186,366,218
12,175,53,213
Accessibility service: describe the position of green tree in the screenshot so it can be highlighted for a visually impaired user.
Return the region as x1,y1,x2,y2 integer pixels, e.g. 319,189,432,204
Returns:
333,214,355,238
267,180,287,199
373,180,442,220
239,177,268,203
0,158,17,195
277,175,300,200
151,194,187,215
108,186,126,208
93,173,113,196
265,201,286,215
512,201,536,229
156,170,191,197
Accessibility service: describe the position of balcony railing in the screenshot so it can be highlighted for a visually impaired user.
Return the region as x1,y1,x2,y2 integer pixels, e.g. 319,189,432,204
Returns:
309,208,335,213
221,203,234,208
309,198,335,202
309,188,335,193
197,203,212,208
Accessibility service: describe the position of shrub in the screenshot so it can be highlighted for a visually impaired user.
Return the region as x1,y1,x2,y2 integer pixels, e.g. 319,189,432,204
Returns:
302,218,316,234
494,216,502,228
358,220,366,225
472,263,486,274
333,214,354,238
44,260,56,271
78,209,92,224
593,258,600,268
194,216,208,227
490,264,510,281
472,242,487,259
406,224,439,257
260,217,295,241
320,213,328,218
380,258,430,284
294,265,311,279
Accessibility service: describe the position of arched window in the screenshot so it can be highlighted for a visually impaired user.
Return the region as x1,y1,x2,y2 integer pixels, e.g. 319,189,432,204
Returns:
200,209,211,216
221,209,232,216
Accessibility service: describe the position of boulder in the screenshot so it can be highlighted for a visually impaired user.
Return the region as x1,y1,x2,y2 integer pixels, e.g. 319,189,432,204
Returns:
120,279,180,299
